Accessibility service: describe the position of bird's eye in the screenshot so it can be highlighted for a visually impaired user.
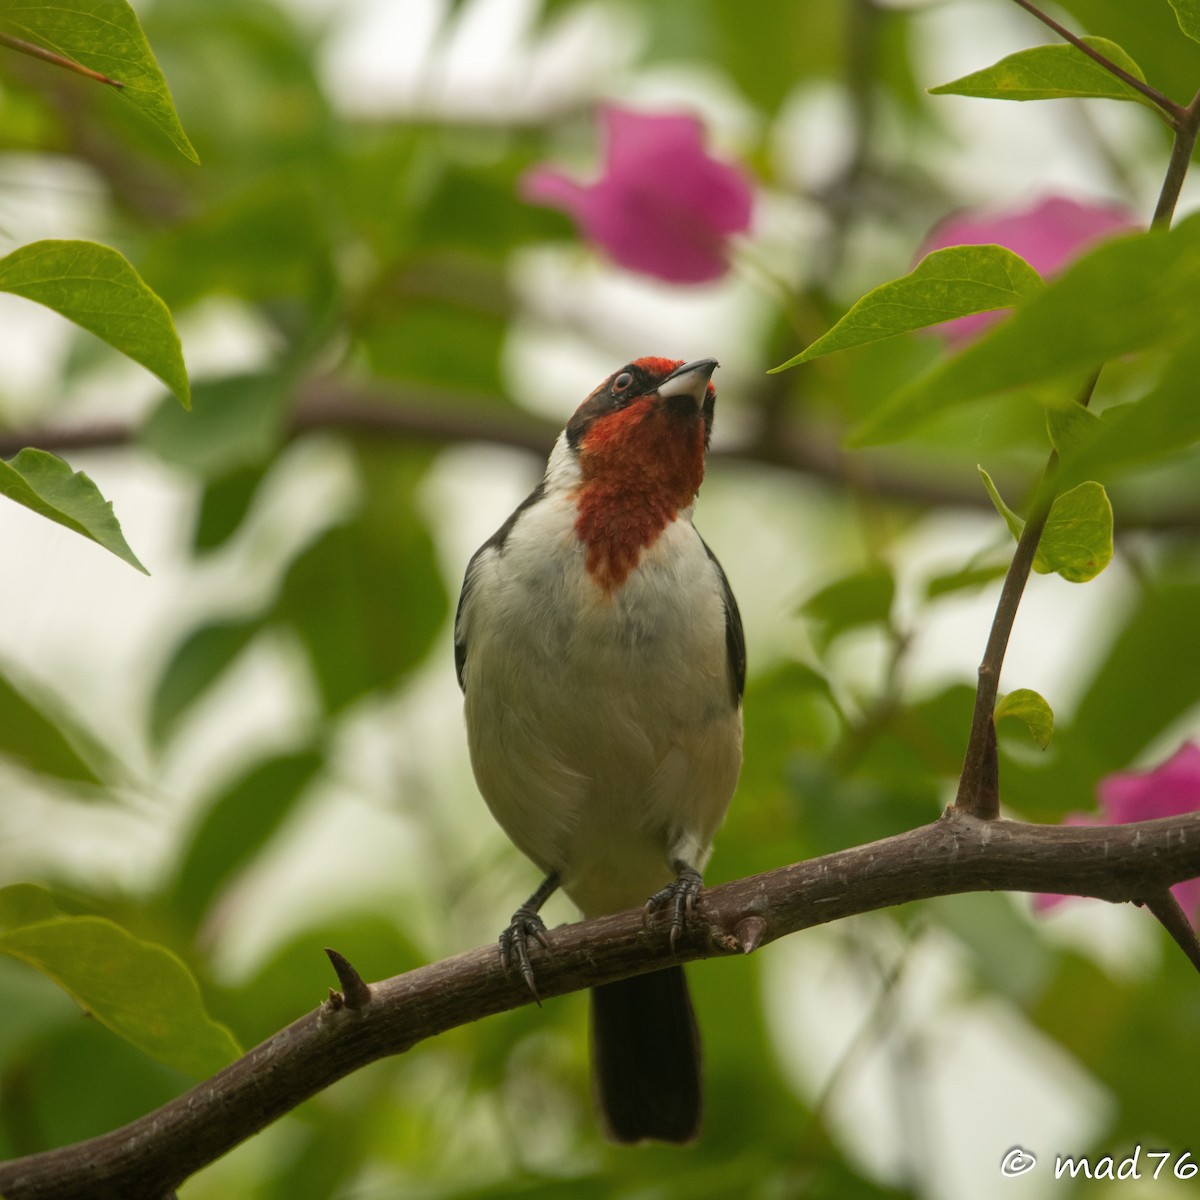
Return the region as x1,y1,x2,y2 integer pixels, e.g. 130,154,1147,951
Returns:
612,372,634,393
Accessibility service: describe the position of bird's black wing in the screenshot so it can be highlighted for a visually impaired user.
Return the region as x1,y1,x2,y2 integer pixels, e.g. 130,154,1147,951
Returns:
699,534,746,707
454,480,547,691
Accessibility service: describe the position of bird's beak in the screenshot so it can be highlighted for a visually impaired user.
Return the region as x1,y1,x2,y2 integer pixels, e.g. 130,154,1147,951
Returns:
657,358,718,409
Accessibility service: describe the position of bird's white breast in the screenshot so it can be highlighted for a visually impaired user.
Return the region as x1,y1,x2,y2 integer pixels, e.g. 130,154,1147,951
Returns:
459,488,742,916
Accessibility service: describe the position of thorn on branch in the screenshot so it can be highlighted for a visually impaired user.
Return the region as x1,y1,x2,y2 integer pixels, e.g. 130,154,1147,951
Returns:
324,947,372,1010
1138,892,1200,976
734,915,768,954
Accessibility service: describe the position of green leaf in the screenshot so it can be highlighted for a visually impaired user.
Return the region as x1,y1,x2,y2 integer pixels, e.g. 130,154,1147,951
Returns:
150,617,260,746
0,240,189,407
0,887,240,1077
977,466,1024,542
0,883,64,928
707,0,842,113
139,373,287,479
1169,1,1200,44
275,448,447,713
801,566,895,652
924,561,1009,600
931,892,1055,1002
169,750,323,927
979,470,1113,584
1059,331,1200,485
851,215,1200,446
0,448,147,573
994,688,1054,750
738,663,844,811
358,298,506,393
1036,481,1113,583
0,0,198,162
929,37,1156,110
142,176,333,311
192,466,267,553
1046,403,1104,461
0,667,108,784
771,245,1042,371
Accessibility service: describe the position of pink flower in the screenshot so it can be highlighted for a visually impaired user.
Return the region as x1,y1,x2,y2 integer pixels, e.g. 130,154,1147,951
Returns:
521,106,753,285
1035,742,1200,920
920,195,1139,343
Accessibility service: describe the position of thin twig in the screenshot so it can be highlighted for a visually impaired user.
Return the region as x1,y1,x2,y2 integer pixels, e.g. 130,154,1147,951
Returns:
1153,87,1200,228
954,368,1102,815
1008,0,1183,124
956,10,1200,816
0,32,124,89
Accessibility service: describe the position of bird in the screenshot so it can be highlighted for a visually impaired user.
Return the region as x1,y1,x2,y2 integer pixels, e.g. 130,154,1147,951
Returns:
453,356,744,1144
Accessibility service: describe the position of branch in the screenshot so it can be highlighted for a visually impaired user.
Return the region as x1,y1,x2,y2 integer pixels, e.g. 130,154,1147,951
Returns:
954,451,1066,815
2,808,1199,1199
4,380,1200,533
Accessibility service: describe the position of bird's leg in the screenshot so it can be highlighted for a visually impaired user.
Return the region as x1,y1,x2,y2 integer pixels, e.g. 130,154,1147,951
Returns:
644,860,704,954
498,872,559,1001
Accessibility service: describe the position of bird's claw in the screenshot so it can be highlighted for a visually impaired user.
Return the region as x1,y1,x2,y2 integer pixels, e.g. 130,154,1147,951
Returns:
643,866,704,954
498,907,552,1002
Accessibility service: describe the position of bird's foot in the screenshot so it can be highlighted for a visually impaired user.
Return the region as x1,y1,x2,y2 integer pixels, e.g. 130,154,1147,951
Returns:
644,865,703,954
498,905,552,1001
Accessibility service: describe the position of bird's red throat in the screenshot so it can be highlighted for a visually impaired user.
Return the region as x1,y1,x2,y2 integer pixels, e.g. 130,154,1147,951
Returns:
573,398,706,593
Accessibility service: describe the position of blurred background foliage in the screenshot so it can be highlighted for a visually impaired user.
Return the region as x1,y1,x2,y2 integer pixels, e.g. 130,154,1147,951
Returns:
1,0,1200,1197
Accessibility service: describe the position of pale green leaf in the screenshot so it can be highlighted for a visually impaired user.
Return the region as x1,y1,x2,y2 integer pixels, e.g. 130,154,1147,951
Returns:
1046,404,1104,461
0,883,63,929
929,37,1155,111
801,566,895,652
770,245,1042,371
979,470,1112,584
1059,332,1200,486
994,688,1055,750
0,886,240,1077
1169,1,1200,45
0,0,198,161
924,561,1009,600
849,215,1200,447
0,448,147,572
978,466,1024,542
0,666,112,784
0,240,189,407
1035,481,1113,584
139,373,287,478
150,618,260,746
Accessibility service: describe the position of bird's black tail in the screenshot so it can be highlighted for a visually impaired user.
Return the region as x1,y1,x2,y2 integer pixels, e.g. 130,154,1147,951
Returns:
590,965,701,1144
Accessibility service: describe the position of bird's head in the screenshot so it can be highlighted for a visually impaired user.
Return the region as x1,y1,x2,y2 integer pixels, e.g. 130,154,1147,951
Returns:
567,355,717,449
567,356,717,493
561,357,719,591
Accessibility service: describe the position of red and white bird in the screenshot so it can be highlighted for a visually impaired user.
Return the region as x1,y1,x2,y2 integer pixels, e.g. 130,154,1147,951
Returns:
454,357,744,1143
